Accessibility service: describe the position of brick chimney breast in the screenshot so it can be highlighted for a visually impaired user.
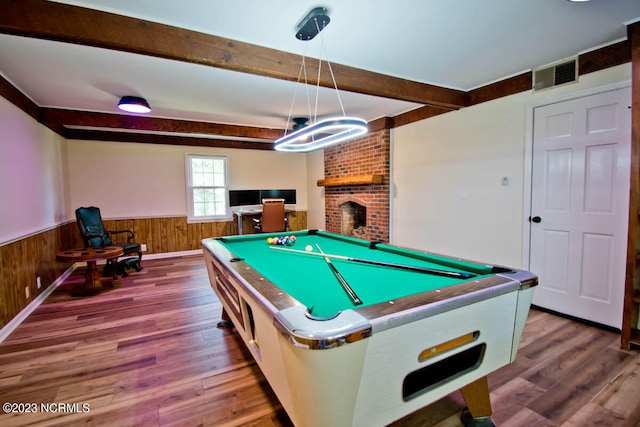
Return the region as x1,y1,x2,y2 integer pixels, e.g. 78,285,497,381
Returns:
323,129,390,243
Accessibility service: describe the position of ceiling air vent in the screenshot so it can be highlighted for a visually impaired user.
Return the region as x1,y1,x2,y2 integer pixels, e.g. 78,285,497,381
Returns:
533,57,578,91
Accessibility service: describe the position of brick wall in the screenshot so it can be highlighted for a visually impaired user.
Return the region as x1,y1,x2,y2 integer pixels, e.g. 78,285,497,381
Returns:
323,129,390,242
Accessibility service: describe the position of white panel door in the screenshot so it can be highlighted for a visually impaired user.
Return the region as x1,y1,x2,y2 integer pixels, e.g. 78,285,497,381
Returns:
530,87,631,328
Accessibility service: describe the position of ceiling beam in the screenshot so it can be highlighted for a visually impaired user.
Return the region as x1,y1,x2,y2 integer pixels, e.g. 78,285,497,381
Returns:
0,74,39,122
0,0,468,110
62,128,274,150
579,39,631,75
40,109,283,141
468,72,532,106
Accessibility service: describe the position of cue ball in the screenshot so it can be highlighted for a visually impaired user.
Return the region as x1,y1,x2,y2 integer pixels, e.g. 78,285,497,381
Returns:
305,245,313,252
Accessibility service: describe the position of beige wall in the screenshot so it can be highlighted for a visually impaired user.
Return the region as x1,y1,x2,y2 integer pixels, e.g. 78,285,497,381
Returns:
391,64,632,268
66,140,309,220
305,149,326,230
0,97,67,244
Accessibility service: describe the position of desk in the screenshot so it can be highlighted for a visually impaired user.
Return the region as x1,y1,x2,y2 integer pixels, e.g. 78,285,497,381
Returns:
202,230,537,427
56,246,123,295
233,208,293,234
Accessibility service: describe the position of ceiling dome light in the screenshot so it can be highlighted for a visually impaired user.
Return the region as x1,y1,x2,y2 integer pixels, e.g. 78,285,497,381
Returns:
117,96,151,113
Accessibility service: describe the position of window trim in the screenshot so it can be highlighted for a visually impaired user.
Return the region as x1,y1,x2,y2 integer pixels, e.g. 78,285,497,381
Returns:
185,154,230,222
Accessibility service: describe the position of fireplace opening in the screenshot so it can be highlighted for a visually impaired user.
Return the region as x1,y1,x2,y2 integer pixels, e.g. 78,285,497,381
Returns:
340,201,367,238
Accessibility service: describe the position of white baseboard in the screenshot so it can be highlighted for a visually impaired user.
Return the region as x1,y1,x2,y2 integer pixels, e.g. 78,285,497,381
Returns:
0,266,75,343
0,249,204,343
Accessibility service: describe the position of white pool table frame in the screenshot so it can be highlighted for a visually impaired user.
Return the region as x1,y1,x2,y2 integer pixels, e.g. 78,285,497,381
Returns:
203,236,536,427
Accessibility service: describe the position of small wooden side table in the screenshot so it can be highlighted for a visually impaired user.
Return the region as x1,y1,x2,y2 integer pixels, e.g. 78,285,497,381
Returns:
56,246,124,295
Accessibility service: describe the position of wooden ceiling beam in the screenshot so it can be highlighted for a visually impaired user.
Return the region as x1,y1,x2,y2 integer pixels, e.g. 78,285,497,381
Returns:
579,40,630,75
0,74,39,122
62,128,274,150
39,109,283,141
468,72,532,106
0,0,468,109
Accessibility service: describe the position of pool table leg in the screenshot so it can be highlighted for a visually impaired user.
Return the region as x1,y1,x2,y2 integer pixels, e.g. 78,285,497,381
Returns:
216,308,234,329
459,376,495,427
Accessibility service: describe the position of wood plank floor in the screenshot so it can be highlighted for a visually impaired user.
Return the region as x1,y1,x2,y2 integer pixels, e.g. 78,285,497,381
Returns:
1,255,639,427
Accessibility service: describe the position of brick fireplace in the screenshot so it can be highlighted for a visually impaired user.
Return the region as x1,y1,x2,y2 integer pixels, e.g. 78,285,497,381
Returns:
321,129,390,242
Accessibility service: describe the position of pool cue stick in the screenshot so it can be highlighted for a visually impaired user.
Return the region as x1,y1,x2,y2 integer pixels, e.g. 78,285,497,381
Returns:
270,246,475,279
315,244,363,305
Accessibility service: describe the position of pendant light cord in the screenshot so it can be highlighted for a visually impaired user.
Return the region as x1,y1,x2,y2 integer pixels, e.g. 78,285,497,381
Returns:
317,19,347,118
283,44,314,138
283,16,347,137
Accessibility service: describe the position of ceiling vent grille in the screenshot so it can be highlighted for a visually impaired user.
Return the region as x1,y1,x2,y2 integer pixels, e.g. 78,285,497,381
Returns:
533,57,578,91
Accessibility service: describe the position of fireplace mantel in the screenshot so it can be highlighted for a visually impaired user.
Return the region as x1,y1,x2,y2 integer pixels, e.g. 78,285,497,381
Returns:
316,174,383,187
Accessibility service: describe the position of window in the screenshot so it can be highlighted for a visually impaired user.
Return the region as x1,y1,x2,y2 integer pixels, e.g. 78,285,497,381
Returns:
186,154,229,221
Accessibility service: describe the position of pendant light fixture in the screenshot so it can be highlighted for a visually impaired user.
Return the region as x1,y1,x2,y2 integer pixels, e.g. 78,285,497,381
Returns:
274,7,368,152
117,96,151,113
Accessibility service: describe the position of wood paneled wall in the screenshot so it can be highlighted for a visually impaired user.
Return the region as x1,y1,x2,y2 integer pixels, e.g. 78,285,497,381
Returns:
0,211,306,330
102,211,306,254
0,222,77,330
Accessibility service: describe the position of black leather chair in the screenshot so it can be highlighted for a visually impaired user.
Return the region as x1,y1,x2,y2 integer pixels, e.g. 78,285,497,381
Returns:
253,198,287,233
75,206,142,276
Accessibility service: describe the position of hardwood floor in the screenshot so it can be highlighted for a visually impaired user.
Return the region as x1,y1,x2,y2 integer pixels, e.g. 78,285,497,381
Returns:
0,255,639,427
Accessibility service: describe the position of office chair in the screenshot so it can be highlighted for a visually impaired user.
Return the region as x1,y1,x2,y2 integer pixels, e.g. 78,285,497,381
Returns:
253,198,286,233
75,206,142,276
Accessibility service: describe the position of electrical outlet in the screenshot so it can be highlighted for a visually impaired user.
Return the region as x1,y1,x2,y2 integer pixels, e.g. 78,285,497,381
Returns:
25,286,30,299
36,276,41,289
141,244,147,252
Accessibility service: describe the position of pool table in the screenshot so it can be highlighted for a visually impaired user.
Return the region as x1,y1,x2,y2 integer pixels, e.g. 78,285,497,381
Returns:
202,230,537,427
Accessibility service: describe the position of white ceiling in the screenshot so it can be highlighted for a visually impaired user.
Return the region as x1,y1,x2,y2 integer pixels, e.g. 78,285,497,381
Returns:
1,0,639,141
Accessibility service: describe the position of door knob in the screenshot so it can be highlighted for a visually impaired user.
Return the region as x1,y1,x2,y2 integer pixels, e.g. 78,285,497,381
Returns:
530,216,542,223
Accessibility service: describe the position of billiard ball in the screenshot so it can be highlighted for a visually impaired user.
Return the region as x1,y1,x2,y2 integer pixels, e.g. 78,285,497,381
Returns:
305,245,313,252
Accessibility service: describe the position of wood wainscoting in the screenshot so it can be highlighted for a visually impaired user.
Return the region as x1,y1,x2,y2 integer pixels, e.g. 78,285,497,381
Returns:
0,222,78,330
0,211,307,331
101,211,307,254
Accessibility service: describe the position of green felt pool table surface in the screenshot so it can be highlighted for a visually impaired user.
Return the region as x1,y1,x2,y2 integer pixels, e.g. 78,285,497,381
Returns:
216,230,496,318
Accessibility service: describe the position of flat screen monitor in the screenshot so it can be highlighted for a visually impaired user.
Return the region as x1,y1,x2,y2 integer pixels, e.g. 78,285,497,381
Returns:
229,190,260,206
260,189,296,204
